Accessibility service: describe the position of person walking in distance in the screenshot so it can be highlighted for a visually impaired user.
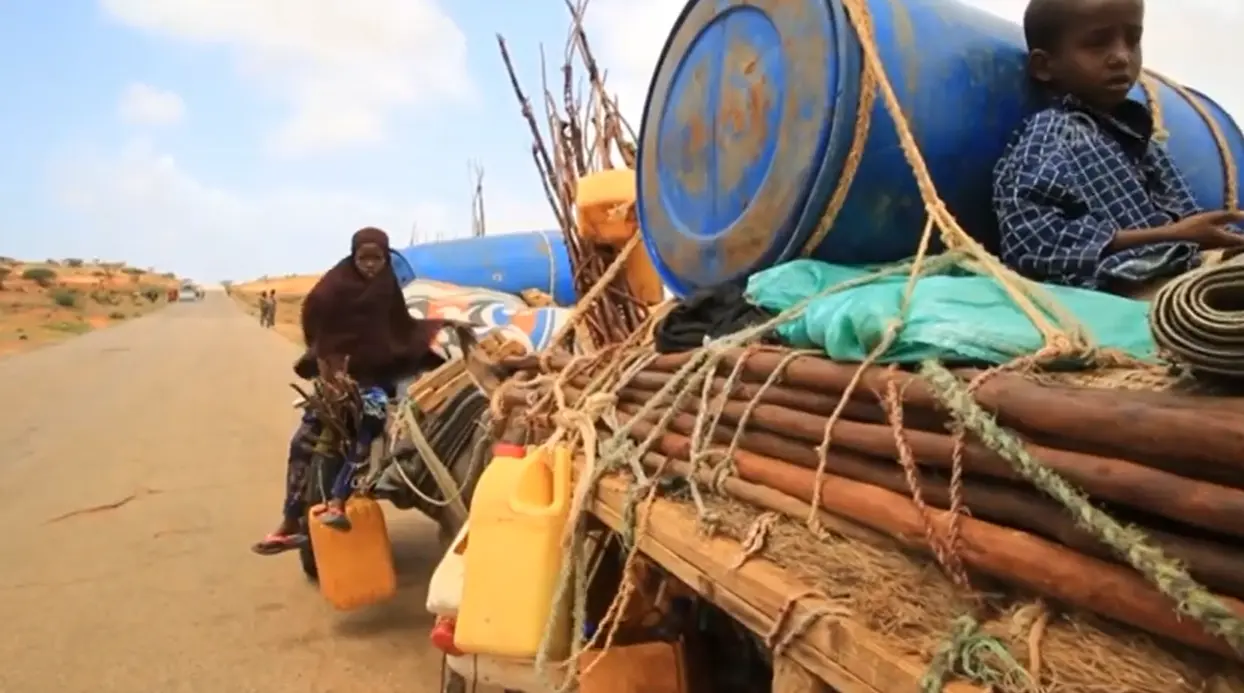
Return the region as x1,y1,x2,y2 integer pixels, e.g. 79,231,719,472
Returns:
259,290,275,327
266,291,278,328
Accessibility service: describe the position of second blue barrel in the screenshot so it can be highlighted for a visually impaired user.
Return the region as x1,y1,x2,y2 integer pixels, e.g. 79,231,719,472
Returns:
390,231,577,305
637,0,1244,296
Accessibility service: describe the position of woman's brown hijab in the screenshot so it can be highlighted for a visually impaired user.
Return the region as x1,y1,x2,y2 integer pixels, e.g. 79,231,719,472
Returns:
296,227,446,385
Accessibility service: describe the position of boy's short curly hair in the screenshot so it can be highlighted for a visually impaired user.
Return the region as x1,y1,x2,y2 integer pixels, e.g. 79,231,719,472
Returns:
1023,0,1076,52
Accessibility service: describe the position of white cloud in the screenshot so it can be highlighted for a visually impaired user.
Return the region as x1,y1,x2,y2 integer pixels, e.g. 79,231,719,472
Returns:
116,82,185,126
47,139,555,281
100,0,472,155
49,139,453,280
478,188,558,236
585,0,680,127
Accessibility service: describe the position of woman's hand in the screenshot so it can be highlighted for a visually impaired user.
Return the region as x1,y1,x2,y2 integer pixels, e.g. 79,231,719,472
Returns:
293,350,318,379
447,321,480,352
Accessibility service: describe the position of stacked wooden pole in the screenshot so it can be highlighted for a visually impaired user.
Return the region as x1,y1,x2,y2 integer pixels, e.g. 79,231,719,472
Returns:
501,348,1244,663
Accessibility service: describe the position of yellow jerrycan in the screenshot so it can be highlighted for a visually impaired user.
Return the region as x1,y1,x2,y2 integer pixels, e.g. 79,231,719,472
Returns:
454,442,573,659
308,496,397,611
575,169,664,305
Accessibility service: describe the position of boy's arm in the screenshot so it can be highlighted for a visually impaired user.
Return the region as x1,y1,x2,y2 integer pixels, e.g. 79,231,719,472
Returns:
992,119,1121,288
1147,141,1210,222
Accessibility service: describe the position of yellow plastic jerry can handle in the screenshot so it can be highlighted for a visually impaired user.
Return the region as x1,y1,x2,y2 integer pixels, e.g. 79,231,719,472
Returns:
509,444,571,515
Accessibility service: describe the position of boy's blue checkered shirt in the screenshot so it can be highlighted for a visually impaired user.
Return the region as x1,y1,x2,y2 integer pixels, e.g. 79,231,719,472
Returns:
992,94,1202,289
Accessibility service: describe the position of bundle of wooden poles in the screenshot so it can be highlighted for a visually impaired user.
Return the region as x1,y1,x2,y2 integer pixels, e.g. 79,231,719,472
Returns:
499,346,1244,664
496,0,647,347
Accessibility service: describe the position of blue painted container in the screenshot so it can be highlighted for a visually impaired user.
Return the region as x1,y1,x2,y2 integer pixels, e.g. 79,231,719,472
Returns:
390,231,577,305
637,0,1244,295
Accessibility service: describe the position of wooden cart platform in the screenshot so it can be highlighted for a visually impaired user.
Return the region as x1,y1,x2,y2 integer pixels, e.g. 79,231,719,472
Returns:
590,476,983,693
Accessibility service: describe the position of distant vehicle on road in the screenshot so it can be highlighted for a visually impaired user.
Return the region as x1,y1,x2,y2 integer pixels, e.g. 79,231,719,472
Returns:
178,286,199,302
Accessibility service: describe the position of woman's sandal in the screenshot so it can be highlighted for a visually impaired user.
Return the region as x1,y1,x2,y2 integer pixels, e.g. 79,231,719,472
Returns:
251,532,308,556
315,506,353,532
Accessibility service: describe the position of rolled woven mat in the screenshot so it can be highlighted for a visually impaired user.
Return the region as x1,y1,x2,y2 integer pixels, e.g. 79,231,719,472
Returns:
1151,259,1244,376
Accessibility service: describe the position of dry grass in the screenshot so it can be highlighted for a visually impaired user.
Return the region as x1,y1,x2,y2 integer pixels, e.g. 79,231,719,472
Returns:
703,495,1242,693
0,258,181,358
233,274,320,297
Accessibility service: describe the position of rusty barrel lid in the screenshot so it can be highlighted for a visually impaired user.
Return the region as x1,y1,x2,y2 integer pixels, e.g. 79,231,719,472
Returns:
636,0,859,296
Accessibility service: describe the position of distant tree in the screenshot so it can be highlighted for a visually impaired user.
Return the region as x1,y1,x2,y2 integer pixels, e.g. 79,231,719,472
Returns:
22,267,57,287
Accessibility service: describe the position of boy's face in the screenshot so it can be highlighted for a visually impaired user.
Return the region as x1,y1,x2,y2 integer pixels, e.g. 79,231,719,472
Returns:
1030,0,1144,110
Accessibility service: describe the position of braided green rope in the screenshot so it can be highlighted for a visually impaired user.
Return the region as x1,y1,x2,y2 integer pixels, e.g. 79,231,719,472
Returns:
920,615,1032,692
920,360,1244,654
618,478,649,550
534,520,591,693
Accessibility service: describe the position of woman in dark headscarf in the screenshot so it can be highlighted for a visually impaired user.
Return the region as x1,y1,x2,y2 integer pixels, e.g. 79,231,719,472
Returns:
253,227,452,553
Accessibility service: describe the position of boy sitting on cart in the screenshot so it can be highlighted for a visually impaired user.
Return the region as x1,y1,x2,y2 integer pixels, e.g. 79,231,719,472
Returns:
992,0,1244,299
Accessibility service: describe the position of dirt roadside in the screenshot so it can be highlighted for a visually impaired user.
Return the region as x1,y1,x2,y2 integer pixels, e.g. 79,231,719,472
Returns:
0,292,451,693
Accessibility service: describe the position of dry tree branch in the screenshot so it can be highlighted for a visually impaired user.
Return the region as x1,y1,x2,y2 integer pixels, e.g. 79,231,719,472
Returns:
531,146,567,230
496,0,650,347
468,160,486,238
496,35,563,220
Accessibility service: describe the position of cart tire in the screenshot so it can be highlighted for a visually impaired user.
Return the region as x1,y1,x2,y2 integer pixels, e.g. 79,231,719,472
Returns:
299,451,336,583
298,517,318,581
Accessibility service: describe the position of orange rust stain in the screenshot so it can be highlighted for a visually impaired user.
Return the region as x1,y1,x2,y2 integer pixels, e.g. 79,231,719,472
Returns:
686,118,708,160
673,61,712,196
716,40,770,195
718,35,808,272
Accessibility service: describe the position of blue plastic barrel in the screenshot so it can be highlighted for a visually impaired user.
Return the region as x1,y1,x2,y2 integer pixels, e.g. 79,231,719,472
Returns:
390,231,576,305
637,0,1244,296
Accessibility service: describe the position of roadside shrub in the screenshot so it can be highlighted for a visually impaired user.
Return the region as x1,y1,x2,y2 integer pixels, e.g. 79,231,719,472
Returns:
143,287,162,303
0,267,10,288
90,289,119,305
51,289,78,307
21,267,57,287
64,258,84,267
122,267,144,276
109,311,127,320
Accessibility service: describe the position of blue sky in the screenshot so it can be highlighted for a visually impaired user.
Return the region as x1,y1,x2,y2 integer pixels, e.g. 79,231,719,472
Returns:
0,0,676,282
0,0,1239,283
